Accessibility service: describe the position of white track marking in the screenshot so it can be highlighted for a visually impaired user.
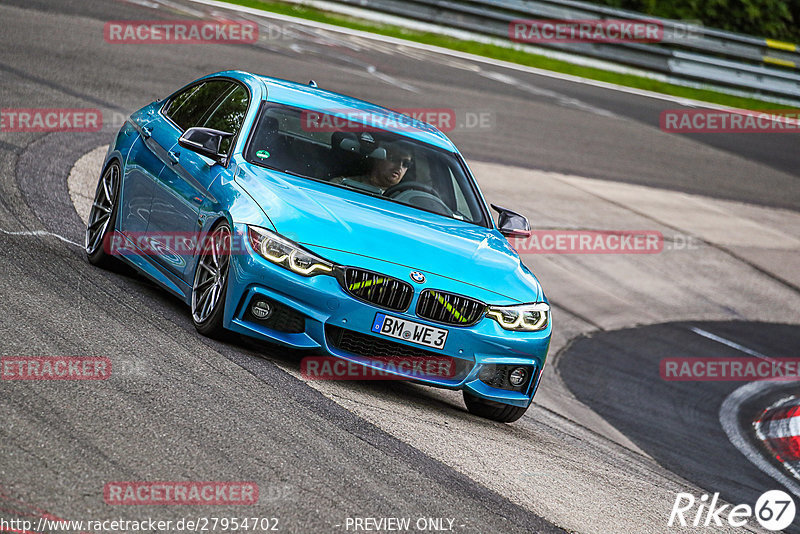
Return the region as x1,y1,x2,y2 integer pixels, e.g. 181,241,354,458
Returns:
150,0,421,93
0,228,82,248
480,70,617,118
690,327,773,360
366,66,420,94
148,0,206,17
119,0,162,8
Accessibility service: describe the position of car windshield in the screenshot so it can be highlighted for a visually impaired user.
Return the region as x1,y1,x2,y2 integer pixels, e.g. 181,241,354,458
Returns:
244,103,488,226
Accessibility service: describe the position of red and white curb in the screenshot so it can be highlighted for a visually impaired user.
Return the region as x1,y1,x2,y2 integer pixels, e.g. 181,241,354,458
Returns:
754,396,800,481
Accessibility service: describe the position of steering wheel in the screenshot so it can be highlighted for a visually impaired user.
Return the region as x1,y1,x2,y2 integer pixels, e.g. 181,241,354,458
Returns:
383,182,453,216
383,181,440,197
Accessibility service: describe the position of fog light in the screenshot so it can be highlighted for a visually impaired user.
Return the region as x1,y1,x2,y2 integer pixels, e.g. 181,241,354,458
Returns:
509,367,527,387
251,299,273,320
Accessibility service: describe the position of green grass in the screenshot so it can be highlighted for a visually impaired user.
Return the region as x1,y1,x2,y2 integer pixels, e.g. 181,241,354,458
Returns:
220,0,794,111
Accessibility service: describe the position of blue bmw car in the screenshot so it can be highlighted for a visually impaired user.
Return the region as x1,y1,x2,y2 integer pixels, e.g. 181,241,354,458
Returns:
86,71,551,422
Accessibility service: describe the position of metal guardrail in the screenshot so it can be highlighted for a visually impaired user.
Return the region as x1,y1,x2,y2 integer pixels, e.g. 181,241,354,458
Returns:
323,0,800,100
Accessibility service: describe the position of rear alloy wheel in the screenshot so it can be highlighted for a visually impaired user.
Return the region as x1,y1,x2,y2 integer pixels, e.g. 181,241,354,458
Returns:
86,161,121,267
192,222,231,338
463,391,529,423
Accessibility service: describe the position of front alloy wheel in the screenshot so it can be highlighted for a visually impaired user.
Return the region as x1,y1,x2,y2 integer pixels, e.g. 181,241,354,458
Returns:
192,222,231,338
86,162,120,267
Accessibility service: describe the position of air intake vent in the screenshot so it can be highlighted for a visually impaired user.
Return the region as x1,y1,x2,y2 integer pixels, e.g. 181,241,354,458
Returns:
325,325,474,380
244,297,306,333
415,289,485,326
340,267,413,312
478,364,535,392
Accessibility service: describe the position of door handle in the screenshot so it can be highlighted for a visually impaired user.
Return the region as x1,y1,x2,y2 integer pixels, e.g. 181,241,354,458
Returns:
141,125,152,138
168,150,180,164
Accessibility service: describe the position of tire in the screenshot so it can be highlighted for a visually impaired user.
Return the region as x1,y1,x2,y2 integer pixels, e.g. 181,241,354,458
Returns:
85,161,121,268
463,391,529,423
191,221,232,339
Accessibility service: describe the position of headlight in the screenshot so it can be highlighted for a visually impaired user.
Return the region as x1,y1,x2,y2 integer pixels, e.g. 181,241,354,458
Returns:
486,302,549,331
248,226,334,276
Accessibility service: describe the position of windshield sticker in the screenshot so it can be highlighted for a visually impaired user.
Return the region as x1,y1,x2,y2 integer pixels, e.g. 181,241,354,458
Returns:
256,150,270,159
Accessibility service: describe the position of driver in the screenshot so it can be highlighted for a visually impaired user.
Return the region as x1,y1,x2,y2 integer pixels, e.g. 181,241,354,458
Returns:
334,140,413,193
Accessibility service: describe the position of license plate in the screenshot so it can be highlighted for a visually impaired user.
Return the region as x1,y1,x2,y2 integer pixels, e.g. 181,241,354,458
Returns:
371,313,448,350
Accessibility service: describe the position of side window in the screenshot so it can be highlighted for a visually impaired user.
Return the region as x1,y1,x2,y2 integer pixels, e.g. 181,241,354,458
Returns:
163,80,234,131
200,85,250,154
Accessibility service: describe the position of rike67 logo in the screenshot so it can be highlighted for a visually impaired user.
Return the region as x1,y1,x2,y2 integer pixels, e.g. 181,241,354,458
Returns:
669,490,795,531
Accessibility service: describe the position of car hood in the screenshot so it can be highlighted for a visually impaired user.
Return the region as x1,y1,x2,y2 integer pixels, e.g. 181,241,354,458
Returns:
235,165,541,303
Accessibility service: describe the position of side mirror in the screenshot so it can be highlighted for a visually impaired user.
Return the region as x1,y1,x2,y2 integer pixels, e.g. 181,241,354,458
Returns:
491,204,531,238
178,127,234,164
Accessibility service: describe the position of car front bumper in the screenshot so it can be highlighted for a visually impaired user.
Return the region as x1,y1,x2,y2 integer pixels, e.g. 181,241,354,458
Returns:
223,225,551,408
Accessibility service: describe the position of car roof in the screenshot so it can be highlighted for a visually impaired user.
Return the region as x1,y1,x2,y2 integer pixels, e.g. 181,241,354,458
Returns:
209,70,458,151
